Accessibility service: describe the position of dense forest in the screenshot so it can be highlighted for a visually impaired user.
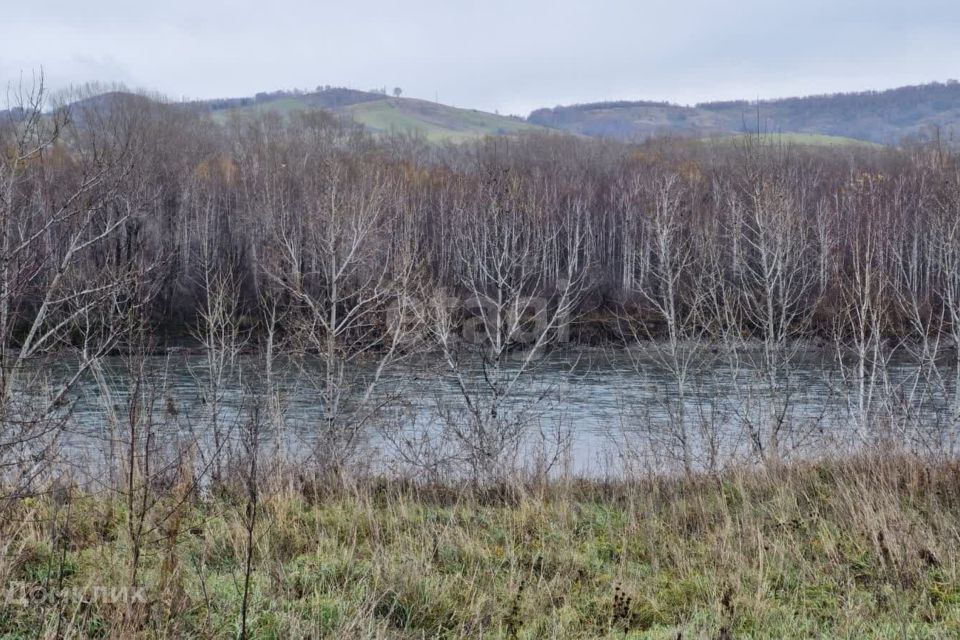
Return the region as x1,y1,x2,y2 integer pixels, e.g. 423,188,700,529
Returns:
5,83,960,346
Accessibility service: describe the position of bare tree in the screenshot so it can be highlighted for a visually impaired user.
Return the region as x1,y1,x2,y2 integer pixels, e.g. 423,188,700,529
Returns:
190,245,248,482
729,175,822,463
263,157,422,473
833,190,893,444
0,74,145,501
421,174,589,481
618,173,723,475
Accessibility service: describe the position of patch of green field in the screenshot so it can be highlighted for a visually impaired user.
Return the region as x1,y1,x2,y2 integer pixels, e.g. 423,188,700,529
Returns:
210,95,547,143
344,98,545,143
208,97,322,125
702,132,883,148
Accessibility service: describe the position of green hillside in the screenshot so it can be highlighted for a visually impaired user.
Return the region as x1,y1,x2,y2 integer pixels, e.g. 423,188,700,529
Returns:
207,89,545,142
344,98,543,142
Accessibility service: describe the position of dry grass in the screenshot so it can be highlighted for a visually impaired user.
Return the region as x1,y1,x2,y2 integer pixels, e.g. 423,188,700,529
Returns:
1,455,959,638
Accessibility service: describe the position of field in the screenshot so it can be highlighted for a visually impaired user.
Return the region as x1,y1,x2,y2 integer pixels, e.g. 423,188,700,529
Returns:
344,99,545,143
700,132,882,148
2,456,959,638
208,98,328,123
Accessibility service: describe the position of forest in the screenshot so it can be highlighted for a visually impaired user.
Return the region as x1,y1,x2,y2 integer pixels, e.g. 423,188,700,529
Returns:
6,84,960,340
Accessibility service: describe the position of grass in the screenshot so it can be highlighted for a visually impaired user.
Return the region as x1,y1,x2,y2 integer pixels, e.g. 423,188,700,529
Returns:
211,96,546,143
208,98,327,124
701,132,882,148
344,99,545,143
1,455,959,638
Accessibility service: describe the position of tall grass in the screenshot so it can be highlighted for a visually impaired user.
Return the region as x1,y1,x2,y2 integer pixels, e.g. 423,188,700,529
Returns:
1,454,958,638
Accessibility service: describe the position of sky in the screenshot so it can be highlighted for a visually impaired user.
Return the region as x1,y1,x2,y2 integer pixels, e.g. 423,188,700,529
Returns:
3,0,960,117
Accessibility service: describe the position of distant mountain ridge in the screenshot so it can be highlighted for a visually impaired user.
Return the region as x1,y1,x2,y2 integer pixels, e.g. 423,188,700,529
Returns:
43,80,960,146
529,81,960,144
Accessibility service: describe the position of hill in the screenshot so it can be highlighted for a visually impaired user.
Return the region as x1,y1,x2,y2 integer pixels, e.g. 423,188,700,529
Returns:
528,100,729,140
204,87,545,142
529,81,960,145
342,97,541,143
59,81,960,147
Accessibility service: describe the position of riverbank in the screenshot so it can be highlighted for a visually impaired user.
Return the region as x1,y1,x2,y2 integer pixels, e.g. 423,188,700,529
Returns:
2,455,958,638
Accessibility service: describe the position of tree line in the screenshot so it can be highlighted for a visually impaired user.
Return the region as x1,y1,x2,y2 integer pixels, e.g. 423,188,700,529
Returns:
4,82,960,344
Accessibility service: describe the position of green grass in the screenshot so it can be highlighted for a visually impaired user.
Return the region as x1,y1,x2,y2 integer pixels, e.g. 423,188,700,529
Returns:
2,455,958,638
212,96,546,143
702,132,883,148
344,98,545,143
208,98,325,124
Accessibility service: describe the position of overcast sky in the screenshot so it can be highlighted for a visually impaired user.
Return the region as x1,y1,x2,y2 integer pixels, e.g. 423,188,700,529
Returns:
3,0,959,116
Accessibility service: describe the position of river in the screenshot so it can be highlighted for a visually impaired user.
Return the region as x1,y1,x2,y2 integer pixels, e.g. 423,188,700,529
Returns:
37,343,960,476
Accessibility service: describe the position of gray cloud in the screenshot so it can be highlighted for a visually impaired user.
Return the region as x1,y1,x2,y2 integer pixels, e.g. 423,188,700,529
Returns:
3,0,959,116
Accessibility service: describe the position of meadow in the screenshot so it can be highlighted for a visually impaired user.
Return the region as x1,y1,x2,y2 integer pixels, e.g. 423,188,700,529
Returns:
2,455,958,639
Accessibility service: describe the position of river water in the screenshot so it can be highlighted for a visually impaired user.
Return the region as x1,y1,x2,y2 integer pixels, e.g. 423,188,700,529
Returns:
41,343,960,475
